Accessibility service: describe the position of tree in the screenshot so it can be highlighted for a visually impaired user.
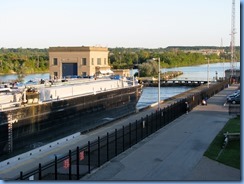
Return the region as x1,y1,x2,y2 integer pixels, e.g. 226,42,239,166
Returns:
138,60,159,77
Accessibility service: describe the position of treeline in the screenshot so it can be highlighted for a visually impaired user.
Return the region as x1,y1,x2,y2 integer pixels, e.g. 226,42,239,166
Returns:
109,46,240,69
0,48,49,76
165,46,240,52
0,46,240,76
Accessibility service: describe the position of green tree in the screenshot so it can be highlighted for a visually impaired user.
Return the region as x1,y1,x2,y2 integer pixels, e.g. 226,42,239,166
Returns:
138,60,159,77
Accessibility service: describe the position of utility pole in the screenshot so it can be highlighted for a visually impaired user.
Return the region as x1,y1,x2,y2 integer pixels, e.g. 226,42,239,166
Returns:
220,38,225,79
230,0,236,77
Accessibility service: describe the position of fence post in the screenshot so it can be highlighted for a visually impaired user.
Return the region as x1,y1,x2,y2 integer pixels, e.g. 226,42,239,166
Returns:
98,136,100,167
88,141,91,174
166,106,169,124
169,105,172,122
146,115,149,137
55,155,57,180
156,110,158,131
106,132,109,161
115,129,118,156
20,171,23,180
38,163,42,180
159,109,162,128
141,117,144,140
129,123,132,147
76,146,79,180
135,120,138,143
69,150,72,180
122,126,125,151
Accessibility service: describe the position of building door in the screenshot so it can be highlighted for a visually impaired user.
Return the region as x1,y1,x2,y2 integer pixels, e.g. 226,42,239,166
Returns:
62,63,78,78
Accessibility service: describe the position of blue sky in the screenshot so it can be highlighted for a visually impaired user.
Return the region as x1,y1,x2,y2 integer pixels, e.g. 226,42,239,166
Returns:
0,0,241,48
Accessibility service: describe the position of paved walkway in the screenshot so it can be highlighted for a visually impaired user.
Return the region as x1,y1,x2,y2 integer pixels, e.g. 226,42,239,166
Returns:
0,84,240,181
82,84,241,181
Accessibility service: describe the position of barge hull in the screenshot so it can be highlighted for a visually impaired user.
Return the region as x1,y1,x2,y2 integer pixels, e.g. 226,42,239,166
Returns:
0,85,141,160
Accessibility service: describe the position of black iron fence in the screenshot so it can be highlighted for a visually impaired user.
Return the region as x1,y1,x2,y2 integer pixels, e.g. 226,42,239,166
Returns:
229,104,240,116
16,80,229,180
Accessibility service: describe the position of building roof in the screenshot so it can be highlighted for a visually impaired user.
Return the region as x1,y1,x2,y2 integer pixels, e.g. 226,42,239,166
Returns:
49,46,108,52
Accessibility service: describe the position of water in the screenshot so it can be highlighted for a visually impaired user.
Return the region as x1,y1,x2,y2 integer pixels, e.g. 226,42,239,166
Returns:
0,62,240,109
0,73,49,83
136,86,192,109
164,62,240,81
134,62,240,109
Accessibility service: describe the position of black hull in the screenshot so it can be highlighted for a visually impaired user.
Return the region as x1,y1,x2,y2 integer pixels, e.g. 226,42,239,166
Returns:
0,85,142,160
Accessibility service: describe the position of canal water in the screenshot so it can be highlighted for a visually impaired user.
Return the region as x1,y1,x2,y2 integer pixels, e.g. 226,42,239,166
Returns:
0,62,240,109
137,62,239,109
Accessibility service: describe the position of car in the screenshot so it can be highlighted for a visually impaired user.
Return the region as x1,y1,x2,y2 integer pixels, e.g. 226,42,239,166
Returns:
227,94,240,104
227,90,240,99
227,90,240,101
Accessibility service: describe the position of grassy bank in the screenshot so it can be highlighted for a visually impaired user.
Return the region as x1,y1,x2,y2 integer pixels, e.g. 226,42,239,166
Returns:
204,116,240,169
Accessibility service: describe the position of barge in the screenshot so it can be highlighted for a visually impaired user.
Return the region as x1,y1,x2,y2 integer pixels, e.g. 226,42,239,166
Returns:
0,78,142,160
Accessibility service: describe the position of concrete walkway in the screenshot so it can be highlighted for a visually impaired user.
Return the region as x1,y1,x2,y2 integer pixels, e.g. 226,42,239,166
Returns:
0,84,240,181
82,84,241,181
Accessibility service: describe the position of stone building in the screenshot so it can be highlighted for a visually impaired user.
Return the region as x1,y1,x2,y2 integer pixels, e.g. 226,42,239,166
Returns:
112,69,130,77
49,46,112,79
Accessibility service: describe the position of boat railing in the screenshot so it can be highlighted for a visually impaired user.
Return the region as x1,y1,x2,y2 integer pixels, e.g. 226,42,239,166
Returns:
0,102,21,111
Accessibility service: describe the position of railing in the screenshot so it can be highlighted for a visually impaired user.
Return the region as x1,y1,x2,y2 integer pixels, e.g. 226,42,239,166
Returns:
229,104,240,116
15,80,229,180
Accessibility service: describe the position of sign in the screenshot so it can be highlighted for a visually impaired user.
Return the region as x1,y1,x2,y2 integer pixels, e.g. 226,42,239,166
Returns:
63,158,70,169
79,151,85,161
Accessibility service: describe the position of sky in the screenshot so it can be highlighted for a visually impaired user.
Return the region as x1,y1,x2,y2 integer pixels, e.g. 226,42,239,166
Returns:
0,0,241,49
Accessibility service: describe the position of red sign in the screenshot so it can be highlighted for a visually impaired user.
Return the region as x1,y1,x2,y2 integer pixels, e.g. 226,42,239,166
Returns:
79,151,85,161
63,158,70,169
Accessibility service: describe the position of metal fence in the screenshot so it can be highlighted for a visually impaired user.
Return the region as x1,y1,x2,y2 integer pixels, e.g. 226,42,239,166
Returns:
16,80,229,180
229,104,240,116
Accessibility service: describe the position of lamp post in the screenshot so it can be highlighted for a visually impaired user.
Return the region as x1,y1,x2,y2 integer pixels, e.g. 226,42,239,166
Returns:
207,58,209,88
205,57,210,88
152,57,161,110
223,57,225,79
158,58,160,110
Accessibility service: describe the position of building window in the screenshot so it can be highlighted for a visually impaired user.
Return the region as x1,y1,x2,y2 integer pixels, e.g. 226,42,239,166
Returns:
97,58,101,65
53,58,58,65
82,58,87,65
91,58,94,65
104,58,107,65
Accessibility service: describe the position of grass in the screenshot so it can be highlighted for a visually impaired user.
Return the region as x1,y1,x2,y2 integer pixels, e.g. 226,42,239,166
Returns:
204,116,240,169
